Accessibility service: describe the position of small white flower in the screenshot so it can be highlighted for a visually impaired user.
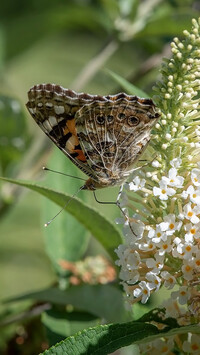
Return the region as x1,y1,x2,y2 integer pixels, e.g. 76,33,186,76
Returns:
123,220,145,244
157,239,172,256
162,214,182,235
184,222,200,242
161,271,176,289
124,249,141,270
191,168,200,186
182,258,195,280
133,281,151,304
193,251,200,270
186,185,200,205
152,160,161,168
171,286,190,305
153,181,176,200
138,239,156,252
146,272,161,291
115,244,127,263
119,268,139,285
146,255,164,274
170,158,182,168
167,167,184,187
162,298,184,318
148,226,168,243
183,203,200,224
183,334,200,354
128,176,146,191
177,243,197,259
152,338,174,354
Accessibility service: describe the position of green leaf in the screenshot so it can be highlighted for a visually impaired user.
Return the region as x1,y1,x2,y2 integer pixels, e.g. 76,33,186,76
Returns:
106,70,149,98
0,177,122,260
41,149,90,269
42,308,99,346
40,322,200,355
5,284,128,323
40,321,158,355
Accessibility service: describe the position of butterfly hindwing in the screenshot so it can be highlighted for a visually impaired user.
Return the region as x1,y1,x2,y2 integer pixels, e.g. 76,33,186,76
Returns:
75,96,160,182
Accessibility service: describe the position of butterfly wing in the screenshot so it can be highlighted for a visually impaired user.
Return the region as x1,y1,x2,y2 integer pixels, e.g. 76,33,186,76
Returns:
75,94,160,185
27,85,160,187
26,84,106,179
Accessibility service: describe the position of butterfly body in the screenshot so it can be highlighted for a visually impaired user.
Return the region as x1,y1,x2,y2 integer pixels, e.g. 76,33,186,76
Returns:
26,84,160,190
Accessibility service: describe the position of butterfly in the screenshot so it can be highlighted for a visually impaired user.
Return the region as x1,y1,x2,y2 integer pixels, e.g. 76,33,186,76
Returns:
26,84,160,191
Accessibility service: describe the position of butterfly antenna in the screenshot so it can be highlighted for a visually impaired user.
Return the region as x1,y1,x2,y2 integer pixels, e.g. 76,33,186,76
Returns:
43,166,86,182
44,185,84,227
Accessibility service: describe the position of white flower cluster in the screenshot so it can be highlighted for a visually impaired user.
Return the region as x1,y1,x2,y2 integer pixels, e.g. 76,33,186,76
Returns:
116,158,200,305
115,17,200,354
139,334,200,355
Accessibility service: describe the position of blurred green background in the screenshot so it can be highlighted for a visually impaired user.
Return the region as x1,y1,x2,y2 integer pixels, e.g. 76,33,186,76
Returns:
0,0,199,354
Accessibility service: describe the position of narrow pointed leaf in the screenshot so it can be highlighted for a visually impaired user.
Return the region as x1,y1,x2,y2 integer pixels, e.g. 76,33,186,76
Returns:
0,177,122,260
106,70,148,98
40,322,200,355
40,321,158,355
5,284,128,323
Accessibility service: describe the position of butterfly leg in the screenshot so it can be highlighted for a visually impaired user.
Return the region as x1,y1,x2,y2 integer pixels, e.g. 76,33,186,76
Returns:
93,191,117,206
93,188,136,236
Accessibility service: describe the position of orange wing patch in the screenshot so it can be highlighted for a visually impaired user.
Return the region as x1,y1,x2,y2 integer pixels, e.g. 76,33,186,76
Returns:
63,118,87,163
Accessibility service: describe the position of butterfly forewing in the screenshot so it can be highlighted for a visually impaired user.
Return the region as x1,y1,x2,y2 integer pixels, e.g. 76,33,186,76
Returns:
27,84,98,179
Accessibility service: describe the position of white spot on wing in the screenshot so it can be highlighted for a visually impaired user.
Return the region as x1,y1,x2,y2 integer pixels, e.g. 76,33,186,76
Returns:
46,102,53,108
37,102,43,107
43,120,52,131
28,107,36,114
49,116,57,126
54,105,65,114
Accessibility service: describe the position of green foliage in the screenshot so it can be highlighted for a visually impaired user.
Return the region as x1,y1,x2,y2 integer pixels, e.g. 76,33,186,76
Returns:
0,95,28,174
41,322,159,355
0,176,122,261
40,322,200,355
5,284,128,323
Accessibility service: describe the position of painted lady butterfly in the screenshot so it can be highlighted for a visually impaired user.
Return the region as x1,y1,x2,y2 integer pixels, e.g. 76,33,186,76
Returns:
26,84,160,190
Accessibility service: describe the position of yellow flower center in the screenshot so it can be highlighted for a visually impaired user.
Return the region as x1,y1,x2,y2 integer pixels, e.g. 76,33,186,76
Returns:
185,265,192,272
187,211,193,217
180,291,186,296
192,344,199,351
161,346,168,352
190,228,196,234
